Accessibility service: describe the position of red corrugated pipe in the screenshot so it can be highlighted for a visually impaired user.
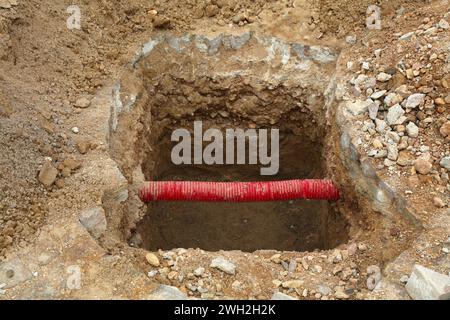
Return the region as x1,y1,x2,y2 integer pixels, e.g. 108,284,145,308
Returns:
138,179,340,202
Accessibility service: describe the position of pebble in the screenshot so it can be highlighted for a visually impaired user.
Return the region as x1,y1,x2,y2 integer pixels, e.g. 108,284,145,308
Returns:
145,253,160,267
377,72,392,82
71,127,80,134
371,90,387,100
433,197,446,208
386,104,406,126
405,93,425,109
414,154,433,175
387,144,399,161
282,280,304,289
38,162,58,187
439,121,450,138
406,122,419,138
193,267,205,277
210,257,236,275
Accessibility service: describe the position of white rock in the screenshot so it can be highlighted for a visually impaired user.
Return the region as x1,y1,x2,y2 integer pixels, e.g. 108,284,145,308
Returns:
71,127,80,134
405,265,450,300
405,93,425,109
377,72,392,82
370,90,387,100
346,99,372,116
271,292,297,300
386,104,406,126
384,93,403,107
210,257,236,275
406,122,419,138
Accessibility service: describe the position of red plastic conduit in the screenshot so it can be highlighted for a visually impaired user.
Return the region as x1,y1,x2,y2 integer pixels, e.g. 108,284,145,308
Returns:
138,179,340,203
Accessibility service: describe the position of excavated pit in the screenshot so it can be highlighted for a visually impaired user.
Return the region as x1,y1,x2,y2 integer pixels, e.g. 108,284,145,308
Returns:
109,32,356,253
136,115,348,252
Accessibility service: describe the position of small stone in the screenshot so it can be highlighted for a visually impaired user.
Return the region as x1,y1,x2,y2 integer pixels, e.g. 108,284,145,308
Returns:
405,93,425,109
406,122,419,138
386,104,406,126
145,253,160,267
270,253,281,264
79,207,107,239
334,290,350,299
370,90,387,100
205,4,219,17
414,155,433,175
346,99,372,116
193,267,205,277
76,140,91,154
38,162,58,187
439,121,450,137
210,257,236,275
433,197,446,208
147,285,187,300
377,72,392,82
368,102,379,120
271,292,297,300
397,151,414,166
384,93,403,107
74,97,91,109
387,144,399,161
345,35,357,45
282,280,304,289
372,139,383,149
405,265,450,300
152,16,171,29
318,285,332,296
71,127,80,134
62,158,81,171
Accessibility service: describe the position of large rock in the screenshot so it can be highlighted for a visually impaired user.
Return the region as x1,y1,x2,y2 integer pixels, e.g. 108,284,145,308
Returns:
79,207,107,239
405,265,450,300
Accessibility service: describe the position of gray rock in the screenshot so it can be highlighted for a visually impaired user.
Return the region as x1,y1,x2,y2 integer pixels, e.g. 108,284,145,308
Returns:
210,257,236,275
405,265,450,300
271,292,297,300
387,144,399,161
406,122,419,138
368,102,379,120
377,72,392,82
370,90,387,100
147,285,187,300
440,157,450,171
79,207,107,239
318,284,332,296
405,93,425,109
386,104,406,126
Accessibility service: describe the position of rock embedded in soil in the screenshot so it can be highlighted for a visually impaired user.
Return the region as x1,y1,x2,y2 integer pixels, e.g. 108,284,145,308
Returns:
405,265,450,300
439,121,450,138
433,197,446,208
405,93,425,109
79,207,107,239
414,155,433,175
38,162,58,187
440,157,450,170
74,97,91,109
145,253,160,267
210,257,236,275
